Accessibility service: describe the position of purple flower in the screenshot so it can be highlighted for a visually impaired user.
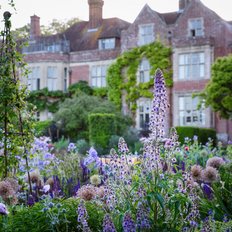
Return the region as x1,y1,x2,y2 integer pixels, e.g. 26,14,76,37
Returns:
0,203,9,215
84,147,101,167
122,212,136,232
67,143,76,152
43,153,54,160
103,214,117,232
201,183,213,200
77,200,91,231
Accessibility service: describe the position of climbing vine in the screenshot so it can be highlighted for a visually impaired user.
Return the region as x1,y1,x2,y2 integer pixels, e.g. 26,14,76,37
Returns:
107,41,172,112
27,88,68,113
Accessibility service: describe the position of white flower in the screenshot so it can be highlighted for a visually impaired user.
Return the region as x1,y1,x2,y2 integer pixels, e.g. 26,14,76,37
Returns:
0,203,9,215
43,184,50,193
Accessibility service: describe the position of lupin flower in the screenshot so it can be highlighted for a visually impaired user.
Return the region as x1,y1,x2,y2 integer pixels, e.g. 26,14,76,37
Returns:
102,214,117,232
122,212,136,232
149,68,169,141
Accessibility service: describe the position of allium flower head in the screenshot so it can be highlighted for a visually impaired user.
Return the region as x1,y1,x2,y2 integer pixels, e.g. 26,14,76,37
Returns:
191,165,203,181
149,69,169,140
90,174,101,186
0,181,17,205
206,156,225,169
202,166,219,183
28,170,43,187
76,184,96,201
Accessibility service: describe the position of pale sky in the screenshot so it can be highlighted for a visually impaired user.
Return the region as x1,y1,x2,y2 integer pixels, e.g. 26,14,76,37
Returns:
0,0,231,29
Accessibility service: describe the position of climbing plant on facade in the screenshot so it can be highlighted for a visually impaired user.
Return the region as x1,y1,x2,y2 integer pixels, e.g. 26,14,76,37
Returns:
107,41,172,112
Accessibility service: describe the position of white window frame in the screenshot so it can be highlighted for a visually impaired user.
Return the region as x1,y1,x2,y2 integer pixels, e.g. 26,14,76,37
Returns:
138,24,154,46
47,66,58,91
28,67,40,91
138,59,151,83
98,38,115,50
91,65,108,87
188,18,204,37
137,98,152,130
178,95,206,127
178,52,205,80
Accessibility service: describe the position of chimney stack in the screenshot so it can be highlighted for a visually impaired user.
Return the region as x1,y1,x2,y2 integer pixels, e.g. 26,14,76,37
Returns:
88,0,104,29
30,15,41,39
179,0,191,11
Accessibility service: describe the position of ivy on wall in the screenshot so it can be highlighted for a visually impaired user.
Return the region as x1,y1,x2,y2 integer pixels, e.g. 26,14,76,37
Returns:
107,41,172,112
27,88,67,113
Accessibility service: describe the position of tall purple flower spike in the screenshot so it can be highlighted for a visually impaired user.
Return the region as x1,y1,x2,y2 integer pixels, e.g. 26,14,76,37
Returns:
149,68,169,141
0,203,9,215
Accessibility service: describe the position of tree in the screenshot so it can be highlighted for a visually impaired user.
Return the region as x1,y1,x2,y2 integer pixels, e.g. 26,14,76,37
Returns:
53,93,132,140
201,55,232,119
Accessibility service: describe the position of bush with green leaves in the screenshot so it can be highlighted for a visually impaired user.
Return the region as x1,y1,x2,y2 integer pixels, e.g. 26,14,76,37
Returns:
89,113,116,155
175,126,217,145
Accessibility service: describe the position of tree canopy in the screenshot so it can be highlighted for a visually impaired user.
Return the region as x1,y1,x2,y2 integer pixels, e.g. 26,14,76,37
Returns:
201,55,232,119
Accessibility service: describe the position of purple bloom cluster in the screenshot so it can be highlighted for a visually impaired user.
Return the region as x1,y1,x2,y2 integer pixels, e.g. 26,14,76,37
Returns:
77,200,91,232
102,214,117,232
149,68,169,141
67,142,76,152
122,212,136,232
84,147,101,167
136,202,150,230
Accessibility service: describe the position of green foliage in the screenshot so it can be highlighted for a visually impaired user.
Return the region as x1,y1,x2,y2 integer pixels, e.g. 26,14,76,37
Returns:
107,41,172,111
0,197,104,232
175,126,217,145
0,11,34,178
27,88,67,113
34,120,52,137
89,113,116,154
68,81,93,96
200,55,232,119
76,139,90,155
200,162,232,221
54,93,131,140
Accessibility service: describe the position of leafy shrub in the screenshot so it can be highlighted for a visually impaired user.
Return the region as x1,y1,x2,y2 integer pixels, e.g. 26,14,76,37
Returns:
76,139,90,155
175,126,217,145
0,197,104,232
88,113,116,154
34,120,52,137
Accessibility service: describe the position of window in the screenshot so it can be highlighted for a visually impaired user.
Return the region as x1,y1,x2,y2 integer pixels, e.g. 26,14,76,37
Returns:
47,66,58,91
91,65,108,87
139,59,151,83
138,99,152,130
98,38,115,50
28,67,40,91
64,67,68,92
189,18,204,37
138,24,154,46
178,96,205,126
179,52,205,80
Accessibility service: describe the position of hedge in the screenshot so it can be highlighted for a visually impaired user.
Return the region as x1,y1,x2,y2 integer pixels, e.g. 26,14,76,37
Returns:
88,113,116,154
175,126,217,145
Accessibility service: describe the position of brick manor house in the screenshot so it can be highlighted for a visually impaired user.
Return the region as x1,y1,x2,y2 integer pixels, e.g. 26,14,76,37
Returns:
23,0,232,142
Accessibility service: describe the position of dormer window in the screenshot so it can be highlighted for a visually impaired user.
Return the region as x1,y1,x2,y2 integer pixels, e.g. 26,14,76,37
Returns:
138,24,154,46
188,18,204,37
98,38,115,50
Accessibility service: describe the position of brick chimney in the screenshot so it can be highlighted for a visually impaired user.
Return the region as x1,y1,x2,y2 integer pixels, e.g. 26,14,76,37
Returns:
179,0,191,11
30,15,41,39
88,0,104,29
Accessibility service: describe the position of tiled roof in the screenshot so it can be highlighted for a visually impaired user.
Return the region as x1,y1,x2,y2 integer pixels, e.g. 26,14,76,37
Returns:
63,18,130,52
158,12,182,25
